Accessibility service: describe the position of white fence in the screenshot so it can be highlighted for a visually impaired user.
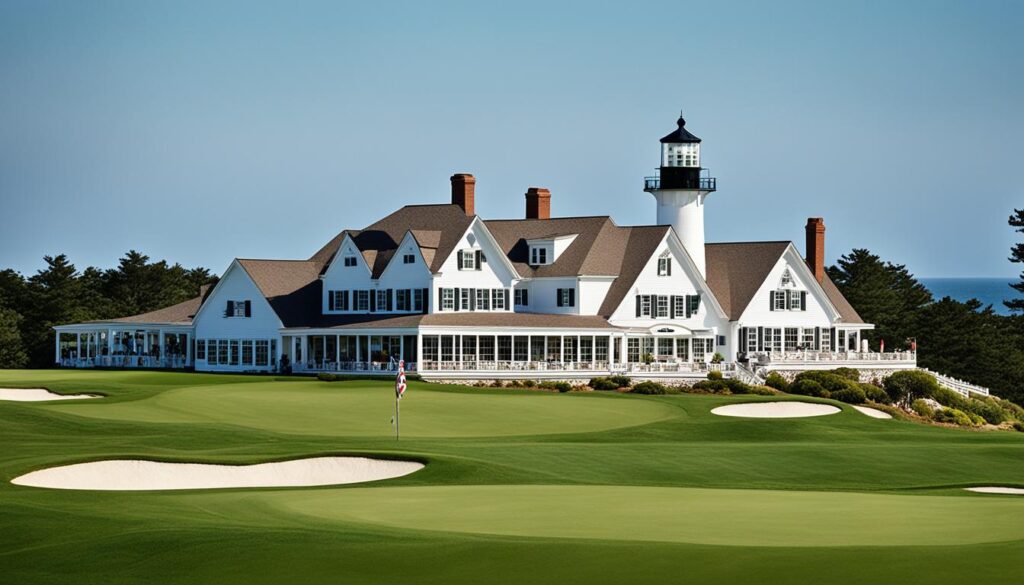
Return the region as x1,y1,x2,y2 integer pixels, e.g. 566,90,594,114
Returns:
919,368,990,397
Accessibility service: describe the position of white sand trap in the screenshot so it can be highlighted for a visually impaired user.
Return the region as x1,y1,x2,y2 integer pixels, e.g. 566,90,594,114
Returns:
965,487,1024,495
11,456,424,491
851,405,893,419
0,388,99,402
711,401,840,418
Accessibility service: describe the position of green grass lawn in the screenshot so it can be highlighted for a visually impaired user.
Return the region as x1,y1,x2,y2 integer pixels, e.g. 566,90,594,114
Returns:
1,370,1023,584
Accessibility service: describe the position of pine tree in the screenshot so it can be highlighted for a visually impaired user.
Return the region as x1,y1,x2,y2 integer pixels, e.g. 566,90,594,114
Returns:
0,307,28,369
1006,209,1024,313
827,249,933,349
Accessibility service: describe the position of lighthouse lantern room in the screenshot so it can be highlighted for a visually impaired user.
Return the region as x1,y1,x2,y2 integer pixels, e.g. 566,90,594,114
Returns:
644,114,717,279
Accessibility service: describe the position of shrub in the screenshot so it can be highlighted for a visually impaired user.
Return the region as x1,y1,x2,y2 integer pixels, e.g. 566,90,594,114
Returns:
883,370,939,407
538,381,572,393
707,370,724,381
831,386,867,404
632,381,669,395
711,352,725,364
1013,421,1024,432
933,407,976,426
491,379,505,388
748,385,777,396
764,372,789,392
911,399,933,417
316,372,337,382
520,380,537,388
725,378,753,395
795,371,855,394
831,367,862,382
588,377,620,391
788,378,829,398
693,379,729,393
608,375,632,388
860,383,889,404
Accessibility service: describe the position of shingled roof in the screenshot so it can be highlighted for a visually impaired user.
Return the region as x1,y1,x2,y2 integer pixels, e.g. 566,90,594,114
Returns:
88,296,202,325
485,216,627,278
308,204,474,277
237,259,323,327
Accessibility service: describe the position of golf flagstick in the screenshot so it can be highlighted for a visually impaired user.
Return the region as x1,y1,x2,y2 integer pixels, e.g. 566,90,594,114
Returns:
394,359,406,441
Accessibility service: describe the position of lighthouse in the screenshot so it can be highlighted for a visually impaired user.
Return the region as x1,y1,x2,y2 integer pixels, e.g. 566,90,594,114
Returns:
644,115,717,278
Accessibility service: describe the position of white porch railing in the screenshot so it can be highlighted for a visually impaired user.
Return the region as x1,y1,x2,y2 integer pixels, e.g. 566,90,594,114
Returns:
294,361,416,374
919,368,990,397
60,356,191,369
756,350,917,365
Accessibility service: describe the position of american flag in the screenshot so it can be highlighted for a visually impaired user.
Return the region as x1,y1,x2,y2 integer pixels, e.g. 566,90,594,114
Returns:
395,359,407,400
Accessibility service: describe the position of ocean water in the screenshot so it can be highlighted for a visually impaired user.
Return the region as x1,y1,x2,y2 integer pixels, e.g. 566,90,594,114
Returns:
920,277,1018,316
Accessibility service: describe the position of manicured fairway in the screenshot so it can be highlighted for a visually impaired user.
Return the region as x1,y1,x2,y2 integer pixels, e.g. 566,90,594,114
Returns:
2,369,1024,585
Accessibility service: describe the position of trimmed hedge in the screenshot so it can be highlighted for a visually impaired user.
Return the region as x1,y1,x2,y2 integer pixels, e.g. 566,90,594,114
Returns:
588,376,630,391
708,370,724,381
632,381,671,395
788,378,829,398
831,386,867,404
764,372,789,392
539,381,572,393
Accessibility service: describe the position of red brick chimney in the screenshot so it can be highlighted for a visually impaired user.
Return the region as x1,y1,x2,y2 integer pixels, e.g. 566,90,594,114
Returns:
525,187,551,220
805,217,826,283
451,173,475,216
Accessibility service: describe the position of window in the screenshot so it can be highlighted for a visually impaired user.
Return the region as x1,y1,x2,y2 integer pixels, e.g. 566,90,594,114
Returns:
784,328,799,351
514,289,529,306
196,340,206,360
821,328,832,352
773,290,787,311
514,336,528,361
780,269,793,287
422,336,439,362
232,301,247,317
627,338,640,363
595,337,608,362
688,294,701,316
413,289,425,312
764,328,782,352
657,338,673,357
838,329,847,351
355,290,369,311
492,288,506,310
692,338,709,361
460,288,472,311
479,336,495,361
657,257,671,276
656,296,669,318
641,295,652,317
343,256,357,267
789,291,802,311
802,328,816,350
396,289,410,311
229,340,239,365
530,246,548,265
746,328,759,353
403,254,415,264
497,336,512,361
376,290,389,311
441,288,455,311
557,288,575,307
459,250,477,270
218,340,229,364
242,340,253,366
255,340,269,366
677,338,690,361
476,288,490,310
332,290,349,311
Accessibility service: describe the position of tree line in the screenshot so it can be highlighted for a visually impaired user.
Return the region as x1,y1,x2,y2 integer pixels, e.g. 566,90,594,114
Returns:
0,252,217,368
828,209,1024,406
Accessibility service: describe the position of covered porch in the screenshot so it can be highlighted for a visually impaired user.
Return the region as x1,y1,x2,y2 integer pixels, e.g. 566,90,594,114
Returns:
54,324,193,369
282,330,419,374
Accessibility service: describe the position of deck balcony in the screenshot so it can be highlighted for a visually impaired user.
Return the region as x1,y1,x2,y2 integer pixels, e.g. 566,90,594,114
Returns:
643,175,716,192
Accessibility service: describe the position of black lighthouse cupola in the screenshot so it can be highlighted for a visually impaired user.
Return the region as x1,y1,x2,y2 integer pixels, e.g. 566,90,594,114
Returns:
643,114,717,278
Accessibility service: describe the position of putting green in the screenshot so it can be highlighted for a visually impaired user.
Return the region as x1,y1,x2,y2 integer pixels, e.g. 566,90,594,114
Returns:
275,485,1024,547
43,382,678,437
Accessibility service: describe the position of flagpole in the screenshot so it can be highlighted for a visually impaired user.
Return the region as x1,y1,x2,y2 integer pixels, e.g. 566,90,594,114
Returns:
395,390,400,441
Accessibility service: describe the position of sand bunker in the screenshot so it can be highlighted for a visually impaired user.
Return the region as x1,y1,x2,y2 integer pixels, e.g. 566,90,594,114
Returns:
0,388,99,402
851,405,893,419
711,401,840,418
965,487,1024,495
11,456,424,491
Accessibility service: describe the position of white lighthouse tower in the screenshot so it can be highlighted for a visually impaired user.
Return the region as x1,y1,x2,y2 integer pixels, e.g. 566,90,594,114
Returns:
644,115,716,278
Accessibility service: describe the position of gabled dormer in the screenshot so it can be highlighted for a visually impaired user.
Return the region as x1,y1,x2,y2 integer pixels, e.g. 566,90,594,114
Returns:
526,234,578,266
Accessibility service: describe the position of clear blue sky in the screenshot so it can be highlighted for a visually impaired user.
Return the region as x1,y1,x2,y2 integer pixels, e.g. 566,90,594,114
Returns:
1,0,1021,279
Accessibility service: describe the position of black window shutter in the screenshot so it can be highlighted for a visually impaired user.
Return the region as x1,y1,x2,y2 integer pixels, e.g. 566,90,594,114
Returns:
244,300,252,317
523,289,528,306
685,295,692,318
422,288,429,314
504,288,510,310
557,289,563,307
667,260,672,276
475,250,482,270
695,293,701,311
454,288,460,311
769,291,775,311
328,291,335,311
437,288,443,311
635,296,641,317
370,290,376,312
386,289,393,311
569,289,575,307
814,327,821,350
457,250,464,269
226,300,233,317
670,296,676,319
800,291,807,311
467,288,475,311
740,328,747,352
757,326,764,352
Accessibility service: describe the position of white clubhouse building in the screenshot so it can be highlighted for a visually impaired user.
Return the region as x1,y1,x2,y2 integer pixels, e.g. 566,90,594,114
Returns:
54,116,916,382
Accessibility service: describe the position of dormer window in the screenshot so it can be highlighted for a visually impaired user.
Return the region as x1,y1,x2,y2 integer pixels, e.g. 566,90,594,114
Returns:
780,268,793,287
403,254,415,264
458,250,480,270
657,257,672,276
343,256,357,267
530,246,548,265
